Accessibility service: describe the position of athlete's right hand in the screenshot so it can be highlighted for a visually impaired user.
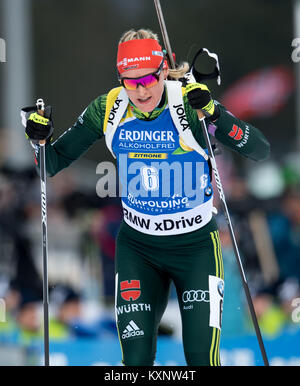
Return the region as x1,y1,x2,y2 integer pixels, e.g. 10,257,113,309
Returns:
21,105,54,143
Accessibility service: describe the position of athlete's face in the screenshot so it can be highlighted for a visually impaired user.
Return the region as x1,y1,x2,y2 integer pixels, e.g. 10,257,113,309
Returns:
121,67,168,113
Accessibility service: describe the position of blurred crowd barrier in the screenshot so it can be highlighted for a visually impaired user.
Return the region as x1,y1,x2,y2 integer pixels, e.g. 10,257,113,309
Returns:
0,139,300,365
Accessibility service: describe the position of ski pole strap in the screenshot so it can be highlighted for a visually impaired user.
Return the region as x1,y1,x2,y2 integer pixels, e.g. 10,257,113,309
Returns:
189,48,221,86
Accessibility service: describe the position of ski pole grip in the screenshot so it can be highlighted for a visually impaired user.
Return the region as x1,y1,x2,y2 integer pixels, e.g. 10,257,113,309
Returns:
36,98,46,146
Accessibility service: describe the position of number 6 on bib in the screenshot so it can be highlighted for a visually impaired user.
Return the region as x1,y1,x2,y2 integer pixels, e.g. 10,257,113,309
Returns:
141,166,159,191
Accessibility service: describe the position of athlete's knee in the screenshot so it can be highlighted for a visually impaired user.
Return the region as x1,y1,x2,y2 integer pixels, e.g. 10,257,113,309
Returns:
122,351,155,366
121,337,156,366
185,351,221,366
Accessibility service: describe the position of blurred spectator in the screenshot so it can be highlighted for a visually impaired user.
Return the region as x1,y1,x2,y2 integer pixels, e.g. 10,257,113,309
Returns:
267,188,300,283
90,201,123,308
0,167,43,306
217,216,249,338
244,184,300,337
0,288,42,345
225,174,270,291
251,276,300,337
16,294,43,344
49,283,118,339
215,159,300,337
251,291,287,337
49,284,84,339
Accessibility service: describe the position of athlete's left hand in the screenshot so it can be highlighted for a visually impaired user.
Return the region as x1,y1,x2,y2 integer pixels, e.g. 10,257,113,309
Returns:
186,83,220,121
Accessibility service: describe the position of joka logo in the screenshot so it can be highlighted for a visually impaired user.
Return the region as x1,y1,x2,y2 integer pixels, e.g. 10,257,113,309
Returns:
172,104,189,131
122,320,144,340
107,96,123,126
120,280,141,301
228,124,243,141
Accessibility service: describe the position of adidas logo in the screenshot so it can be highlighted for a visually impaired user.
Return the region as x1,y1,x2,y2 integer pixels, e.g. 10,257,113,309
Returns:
122,320,144,340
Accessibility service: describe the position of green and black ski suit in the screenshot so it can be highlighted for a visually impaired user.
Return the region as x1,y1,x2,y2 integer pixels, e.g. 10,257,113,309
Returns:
34,82,270,366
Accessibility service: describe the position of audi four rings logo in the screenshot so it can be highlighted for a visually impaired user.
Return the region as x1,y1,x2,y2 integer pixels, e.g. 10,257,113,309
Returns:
182,290,210,303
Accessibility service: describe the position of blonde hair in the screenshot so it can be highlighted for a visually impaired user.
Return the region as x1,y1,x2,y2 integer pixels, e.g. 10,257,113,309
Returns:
119,29,189,80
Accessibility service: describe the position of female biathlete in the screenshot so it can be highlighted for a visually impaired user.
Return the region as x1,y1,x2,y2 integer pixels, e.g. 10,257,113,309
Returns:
21,29,270,366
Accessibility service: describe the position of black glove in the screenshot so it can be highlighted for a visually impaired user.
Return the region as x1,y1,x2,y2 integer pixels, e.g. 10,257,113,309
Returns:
21,105,54,144
185,83,220,121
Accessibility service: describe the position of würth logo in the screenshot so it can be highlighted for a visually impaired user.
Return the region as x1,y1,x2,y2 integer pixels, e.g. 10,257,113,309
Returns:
228,124,243,140
120,280,141,301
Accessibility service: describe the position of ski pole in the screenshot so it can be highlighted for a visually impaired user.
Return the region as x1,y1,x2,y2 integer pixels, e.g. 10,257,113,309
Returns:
153,0,269,366
195,108,270,367
36,98,50,366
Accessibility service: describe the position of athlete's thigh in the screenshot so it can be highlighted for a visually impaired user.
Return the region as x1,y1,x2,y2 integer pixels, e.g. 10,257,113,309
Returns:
115,232,171,366
172,230,224,366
